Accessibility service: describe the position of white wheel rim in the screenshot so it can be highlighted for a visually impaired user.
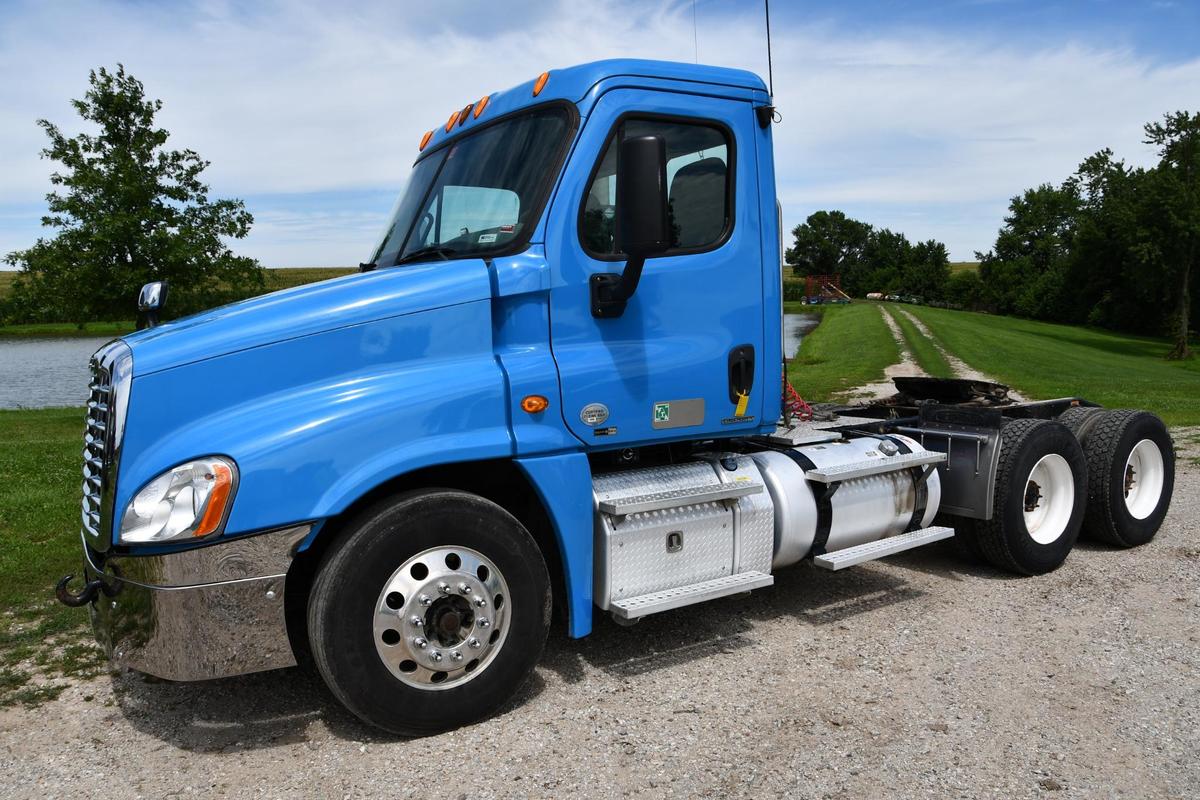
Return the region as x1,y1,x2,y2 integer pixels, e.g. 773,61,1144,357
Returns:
1023,453,1075,545
1123,439,1164,520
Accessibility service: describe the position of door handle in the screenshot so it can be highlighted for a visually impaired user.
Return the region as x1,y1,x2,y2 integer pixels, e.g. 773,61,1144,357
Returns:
727,344,755,403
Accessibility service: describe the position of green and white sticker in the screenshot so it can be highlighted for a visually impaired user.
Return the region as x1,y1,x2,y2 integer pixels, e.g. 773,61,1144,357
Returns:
653,402,670,423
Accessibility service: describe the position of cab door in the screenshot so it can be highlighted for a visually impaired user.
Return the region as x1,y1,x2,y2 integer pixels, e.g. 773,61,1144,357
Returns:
545,88,765,447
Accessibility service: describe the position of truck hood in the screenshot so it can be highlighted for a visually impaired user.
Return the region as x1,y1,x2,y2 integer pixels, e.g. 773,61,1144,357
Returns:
124,260,493,375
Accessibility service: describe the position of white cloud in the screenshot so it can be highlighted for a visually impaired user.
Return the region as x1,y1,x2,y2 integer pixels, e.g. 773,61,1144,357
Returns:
0,0,1196,263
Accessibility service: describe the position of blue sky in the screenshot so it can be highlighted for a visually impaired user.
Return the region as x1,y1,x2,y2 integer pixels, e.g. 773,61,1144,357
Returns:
1,0,1197,266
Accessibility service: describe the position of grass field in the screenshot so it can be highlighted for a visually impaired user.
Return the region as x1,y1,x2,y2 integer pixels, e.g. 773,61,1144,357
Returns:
0,267,356,336
949,261,980,273
786,302,899,401
906,305,1200,425
0,408,104,706
883,305,955,379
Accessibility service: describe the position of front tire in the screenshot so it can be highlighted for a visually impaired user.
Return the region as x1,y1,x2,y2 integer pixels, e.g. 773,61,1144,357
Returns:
308,490,551,735
1079,410,1174,547
976,419,1087,575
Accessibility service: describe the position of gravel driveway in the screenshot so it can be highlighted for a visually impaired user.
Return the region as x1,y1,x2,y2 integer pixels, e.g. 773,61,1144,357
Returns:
3,433,1197,799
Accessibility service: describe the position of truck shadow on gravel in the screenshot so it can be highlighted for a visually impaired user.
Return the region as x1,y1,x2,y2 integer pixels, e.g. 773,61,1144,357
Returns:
106,545,1003,752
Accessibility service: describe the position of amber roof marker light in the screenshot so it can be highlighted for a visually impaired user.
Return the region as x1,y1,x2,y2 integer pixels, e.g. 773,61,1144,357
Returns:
457,103,474,126
418,130,433,150
473,94,490,118
532,71,550,96
444,110,458,133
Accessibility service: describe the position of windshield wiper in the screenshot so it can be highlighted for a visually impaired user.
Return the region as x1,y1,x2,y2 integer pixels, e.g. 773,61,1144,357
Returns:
393,246,457,266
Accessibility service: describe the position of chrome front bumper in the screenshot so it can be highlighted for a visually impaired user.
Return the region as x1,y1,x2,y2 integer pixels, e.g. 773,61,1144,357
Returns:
82,525,311,682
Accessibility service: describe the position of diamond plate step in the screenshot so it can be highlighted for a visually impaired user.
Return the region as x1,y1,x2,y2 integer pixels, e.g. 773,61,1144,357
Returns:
813,526,955,571
803,451,946,483
609,571,774,620
598,482,763,517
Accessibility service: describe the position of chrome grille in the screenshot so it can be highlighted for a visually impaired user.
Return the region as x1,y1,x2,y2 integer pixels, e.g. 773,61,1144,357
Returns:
81,359,112,539
80,340,131,548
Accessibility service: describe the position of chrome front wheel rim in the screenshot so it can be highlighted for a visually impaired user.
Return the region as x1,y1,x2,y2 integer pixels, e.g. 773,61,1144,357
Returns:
373,546,510,690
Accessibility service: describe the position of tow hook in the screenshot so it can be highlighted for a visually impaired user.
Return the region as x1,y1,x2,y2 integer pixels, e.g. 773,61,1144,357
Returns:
55,574,115,607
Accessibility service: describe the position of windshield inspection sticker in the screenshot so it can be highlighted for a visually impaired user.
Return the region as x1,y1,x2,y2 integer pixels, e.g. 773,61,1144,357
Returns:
477,233,498,243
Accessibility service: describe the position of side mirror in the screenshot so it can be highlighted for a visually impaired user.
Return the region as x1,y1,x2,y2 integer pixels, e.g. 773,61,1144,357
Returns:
591,135,669,318
137,280,168,329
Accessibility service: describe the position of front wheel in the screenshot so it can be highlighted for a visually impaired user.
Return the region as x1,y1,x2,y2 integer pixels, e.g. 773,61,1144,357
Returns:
307,490,551,735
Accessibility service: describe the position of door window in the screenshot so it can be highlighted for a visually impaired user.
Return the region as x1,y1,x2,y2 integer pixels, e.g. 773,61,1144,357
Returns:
581,118,732,256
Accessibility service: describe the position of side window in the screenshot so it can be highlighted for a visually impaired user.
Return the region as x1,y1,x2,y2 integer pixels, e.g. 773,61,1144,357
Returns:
581,118,732,256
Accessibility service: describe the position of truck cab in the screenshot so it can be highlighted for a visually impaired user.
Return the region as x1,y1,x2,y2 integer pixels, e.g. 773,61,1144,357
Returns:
64,60,1175,735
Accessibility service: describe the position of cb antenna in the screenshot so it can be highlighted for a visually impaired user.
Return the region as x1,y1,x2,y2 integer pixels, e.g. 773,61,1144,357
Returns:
764,0,774,98
756,0,778,127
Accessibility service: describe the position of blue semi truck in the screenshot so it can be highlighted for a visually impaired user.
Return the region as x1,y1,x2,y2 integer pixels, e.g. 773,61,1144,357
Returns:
59,60,1176,735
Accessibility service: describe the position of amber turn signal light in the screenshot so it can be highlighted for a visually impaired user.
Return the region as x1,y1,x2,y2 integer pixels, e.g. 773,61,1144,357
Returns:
521,395,549,414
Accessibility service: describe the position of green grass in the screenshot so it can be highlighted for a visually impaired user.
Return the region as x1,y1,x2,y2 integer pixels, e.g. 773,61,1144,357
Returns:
907,306,1200,425
0,408,107,705
884,306,955,379
0,320,136,338
787,302,899,401
0,267,356,336
949,261,980,273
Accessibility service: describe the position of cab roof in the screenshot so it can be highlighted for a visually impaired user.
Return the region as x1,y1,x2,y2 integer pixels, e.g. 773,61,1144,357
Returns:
417,59,768,155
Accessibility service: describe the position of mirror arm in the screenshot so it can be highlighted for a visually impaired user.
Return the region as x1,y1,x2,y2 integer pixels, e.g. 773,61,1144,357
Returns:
589,255,646,319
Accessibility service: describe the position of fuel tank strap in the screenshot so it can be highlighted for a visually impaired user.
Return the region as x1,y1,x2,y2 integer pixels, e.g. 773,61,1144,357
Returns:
885,435,930,532
781,449,834,558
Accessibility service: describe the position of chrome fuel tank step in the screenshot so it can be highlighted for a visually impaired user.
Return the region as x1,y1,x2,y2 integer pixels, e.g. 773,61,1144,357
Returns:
813,526,955,570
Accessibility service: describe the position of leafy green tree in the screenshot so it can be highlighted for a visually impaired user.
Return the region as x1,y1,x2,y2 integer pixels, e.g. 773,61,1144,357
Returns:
977,183,1080,319
1143,112,1199,359
3,65,263,323
786,210,872,280
904,239,951,300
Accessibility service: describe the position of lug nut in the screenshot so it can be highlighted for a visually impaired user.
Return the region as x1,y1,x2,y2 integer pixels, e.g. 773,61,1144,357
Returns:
474,597,486,608
413,637,428,649
430,651,443,663
457,583,471,595
419,594,433,606
450,651,464,662
468,637,481,649
438,582,451,595
409,615,424,628
478,617,491,629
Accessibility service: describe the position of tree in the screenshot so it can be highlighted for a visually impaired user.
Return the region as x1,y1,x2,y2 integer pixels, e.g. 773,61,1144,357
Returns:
786,210,872,280
976,183,1080,319
3,65,263,323
1143,112,1200,359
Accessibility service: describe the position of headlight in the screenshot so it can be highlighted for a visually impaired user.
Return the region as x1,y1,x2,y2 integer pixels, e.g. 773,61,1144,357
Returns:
119,457,238,544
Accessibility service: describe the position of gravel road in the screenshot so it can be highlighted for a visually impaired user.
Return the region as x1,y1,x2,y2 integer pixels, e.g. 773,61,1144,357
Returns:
3,434,1197,799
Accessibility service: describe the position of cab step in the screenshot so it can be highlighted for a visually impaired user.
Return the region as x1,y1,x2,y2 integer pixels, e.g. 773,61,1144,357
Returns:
609,571,774,620
803,451,945,483
598,482,763,517
813,526,955,571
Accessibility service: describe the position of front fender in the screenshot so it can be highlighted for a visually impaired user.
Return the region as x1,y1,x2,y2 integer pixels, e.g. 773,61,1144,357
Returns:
117,300,513,538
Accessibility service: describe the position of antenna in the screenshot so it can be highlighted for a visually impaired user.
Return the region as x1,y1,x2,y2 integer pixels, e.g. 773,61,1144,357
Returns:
692,0,699,63
764,0,774,98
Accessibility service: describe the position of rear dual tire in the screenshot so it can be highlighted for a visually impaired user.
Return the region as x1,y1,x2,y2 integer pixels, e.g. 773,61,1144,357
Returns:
974,419,1087,575
1076,410,1174,547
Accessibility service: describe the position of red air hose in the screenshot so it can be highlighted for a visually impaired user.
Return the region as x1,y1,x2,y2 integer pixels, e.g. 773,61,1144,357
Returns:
782,369,814,421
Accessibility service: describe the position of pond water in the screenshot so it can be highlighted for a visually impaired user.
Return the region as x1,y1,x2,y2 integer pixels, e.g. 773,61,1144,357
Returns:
0,337,112,410
783,312,820,359
0,313,822,410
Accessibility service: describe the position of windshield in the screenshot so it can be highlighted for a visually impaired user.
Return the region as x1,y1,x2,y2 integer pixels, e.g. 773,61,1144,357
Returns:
372,106,572,267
